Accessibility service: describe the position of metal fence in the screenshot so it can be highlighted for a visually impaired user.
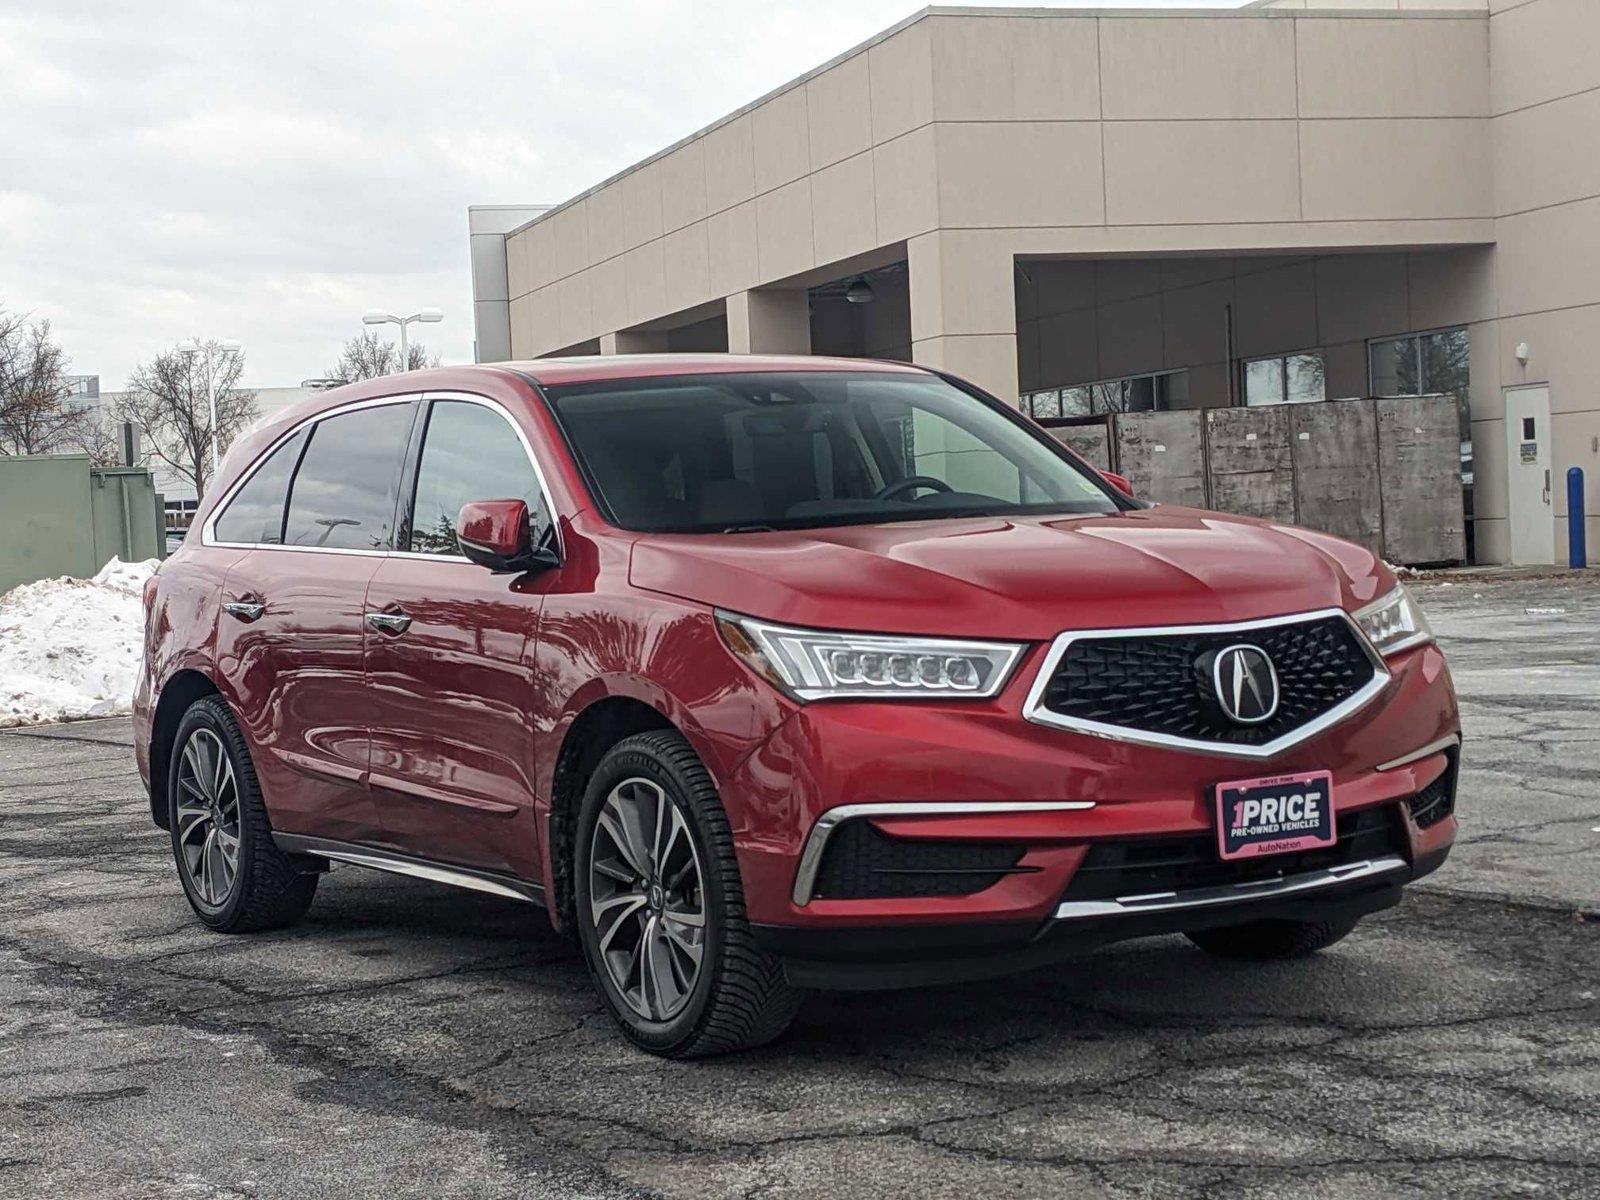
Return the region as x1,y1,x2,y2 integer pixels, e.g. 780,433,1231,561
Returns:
0,455,164,594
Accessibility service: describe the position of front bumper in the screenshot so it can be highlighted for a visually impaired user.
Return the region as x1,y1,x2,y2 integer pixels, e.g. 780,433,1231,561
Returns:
724,639,1459,983
756,841,1449,990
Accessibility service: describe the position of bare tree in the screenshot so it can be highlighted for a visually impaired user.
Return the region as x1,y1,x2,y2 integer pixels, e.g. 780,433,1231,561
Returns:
115,340,259,500
0,311,96,456
325,330,438,383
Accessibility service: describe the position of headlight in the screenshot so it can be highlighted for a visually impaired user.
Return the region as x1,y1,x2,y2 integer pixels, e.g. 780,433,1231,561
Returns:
1354,584,1434,657
715,611,1024,702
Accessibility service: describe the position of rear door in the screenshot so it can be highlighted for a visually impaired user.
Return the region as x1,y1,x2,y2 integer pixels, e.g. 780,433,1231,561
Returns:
212,398,417,845
362,394,554,878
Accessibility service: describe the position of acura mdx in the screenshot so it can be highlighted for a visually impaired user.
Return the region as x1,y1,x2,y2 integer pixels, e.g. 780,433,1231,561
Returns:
135,356,1459,1057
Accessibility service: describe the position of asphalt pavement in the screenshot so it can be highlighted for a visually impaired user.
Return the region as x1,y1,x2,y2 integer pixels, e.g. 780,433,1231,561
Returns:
0,574,1596,1199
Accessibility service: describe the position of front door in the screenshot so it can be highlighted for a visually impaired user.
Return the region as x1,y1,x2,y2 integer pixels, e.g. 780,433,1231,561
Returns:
1504,385,1554,565
363,395,555,879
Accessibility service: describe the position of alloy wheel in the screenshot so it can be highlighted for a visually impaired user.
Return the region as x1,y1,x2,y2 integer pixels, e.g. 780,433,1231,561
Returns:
175,728,241,908
587,776,707,1022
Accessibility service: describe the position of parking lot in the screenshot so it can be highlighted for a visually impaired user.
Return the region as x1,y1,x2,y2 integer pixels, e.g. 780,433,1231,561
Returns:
1,574,1596,1199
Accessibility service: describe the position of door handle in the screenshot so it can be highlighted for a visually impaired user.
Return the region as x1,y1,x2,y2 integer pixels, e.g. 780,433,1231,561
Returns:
222,599,266,622
365,610,413,635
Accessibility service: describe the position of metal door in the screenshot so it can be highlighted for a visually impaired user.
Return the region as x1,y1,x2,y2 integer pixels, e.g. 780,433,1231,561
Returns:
1504,385,1554,565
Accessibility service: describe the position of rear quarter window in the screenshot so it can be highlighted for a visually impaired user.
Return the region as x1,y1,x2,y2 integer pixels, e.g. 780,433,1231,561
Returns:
212,428,308,545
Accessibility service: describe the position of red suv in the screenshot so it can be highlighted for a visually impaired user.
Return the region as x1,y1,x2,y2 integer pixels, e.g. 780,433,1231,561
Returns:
136,356,1459,1057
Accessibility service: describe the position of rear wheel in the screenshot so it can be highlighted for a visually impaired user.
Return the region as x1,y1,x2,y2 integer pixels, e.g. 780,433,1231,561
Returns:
574,730,804,1057
1186,914,1360,960
168,696,317,932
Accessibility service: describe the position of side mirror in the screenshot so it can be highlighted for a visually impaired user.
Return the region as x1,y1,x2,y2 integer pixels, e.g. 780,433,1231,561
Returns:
1101,470,1135,499
456,499,559,574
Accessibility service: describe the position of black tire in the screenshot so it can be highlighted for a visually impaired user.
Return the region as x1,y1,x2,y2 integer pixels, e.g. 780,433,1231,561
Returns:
167,696,317,933
1186,914,1360,961
574,730,804,1058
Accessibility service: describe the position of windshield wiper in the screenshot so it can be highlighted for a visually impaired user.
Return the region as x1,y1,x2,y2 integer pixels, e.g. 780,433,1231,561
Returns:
721,523,777,534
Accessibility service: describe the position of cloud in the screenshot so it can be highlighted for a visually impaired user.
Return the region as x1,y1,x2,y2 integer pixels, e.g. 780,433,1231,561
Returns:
0,0,1240,386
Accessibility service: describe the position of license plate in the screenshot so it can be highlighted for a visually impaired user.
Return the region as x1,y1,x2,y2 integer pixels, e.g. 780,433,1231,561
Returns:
1215,770,1336,861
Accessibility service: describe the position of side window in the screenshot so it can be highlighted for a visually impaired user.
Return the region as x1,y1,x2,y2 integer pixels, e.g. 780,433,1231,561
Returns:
407,400,548,556
283,403,413,550
213,428,308,545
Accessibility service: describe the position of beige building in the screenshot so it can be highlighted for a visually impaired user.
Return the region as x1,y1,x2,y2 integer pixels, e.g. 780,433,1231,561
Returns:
472,0,1600,565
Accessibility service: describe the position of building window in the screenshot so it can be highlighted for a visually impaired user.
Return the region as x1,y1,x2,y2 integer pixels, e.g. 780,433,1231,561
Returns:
1024,370,1188,419
1368,328,1468,403
1242,352,1326,407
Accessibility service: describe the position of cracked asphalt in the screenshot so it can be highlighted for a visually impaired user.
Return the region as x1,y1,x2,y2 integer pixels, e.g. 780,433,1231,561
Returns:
1,575,1596,1199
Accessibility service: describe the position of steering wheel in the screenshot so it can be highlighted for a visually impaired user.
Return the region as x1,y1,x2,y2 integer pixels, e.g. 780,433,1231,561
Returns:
873,475,954,502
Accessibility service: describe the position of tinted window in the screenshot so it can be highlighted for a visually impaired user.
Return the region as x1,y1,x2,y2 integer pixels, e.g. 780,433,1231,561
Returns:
213,428,307,544
283,404,412,550
407,400,547,555
544,372,1118,534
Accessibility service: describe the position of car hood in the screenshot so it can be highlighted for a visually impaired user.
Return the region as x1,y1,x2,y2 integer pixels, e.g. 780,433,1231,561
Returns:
628,507,1394,641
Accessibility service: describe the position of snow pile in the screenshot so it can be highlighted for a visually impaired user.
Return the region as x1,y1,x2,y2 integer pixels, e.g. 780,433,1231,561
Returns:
0,557,159,727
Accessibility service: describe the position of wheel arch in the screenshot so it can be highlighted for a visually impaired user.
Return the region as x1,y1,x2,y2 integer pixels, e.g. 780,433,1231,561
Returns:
147,668,223,829
545,693,677,933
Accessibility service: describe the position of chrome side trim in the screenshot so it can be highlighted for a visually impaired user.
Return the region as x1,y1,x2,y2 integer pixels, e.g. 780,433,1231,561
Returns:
1376,733,1461,772
1021,608,1391,761
1053,855,1408,921
792,800,1095,907
202,389,565,563
273,834,543,905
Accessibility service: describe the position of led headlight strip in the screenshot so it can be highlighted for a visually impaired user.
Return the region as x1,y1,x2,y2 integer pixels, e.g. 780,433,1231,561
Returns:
716,611,1025,702
1354,584,1435,657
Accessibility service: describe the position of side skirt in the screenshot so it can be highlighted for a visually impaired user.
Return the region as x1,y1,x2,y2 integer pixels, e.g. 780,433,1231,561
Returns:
273,833,545,906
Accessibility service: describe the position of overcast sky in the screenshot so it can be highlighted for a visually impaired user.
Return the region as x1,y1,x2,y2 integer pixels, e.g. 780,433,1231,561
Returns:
0,0,1245,388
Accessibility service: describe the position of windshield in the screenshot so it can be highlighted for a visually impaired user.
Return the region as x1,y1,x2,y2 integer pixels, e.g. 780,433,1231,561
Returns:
542,371,1121,534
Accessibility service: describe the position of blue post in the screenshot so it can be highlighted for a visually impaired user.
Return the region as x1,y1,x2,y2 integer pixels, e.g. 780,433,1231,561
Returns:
1569,467,1587,569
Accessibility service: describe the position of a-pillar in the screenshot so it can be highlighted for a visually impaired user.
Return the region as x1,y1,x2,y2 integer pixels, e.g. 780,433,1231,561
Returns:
908,231,1019,405
600,329,669,354
725,289,811,354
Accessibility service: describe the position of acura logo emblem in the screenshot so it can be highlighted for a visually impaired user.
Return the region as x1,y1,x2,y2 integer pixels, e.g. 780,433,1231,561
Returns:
1213,644,1279,725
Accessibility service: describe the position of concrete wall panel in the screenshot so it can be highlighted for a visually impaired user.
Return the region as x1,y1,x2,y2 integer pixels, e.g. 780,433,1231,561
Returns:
753,85,812,193
873,126,938,245
659,140,708,234
934,122,1104,229
1300,119,1491,221
1296,16,1488,118
661,223,711,313
806,54,873,170
754,178,815,281
929,15,1098,121
810,152,878,265
1290,400,1383,554
867,21,933,143
1044,422,1112,472
1205,406,1297,523
1489,0,1600,115
1114,410,1208,508
1376,394,1469,564
706,201,759,297
1100,17,1297,120
703,114,757,215
1104,121,1301,226
620,160,664,251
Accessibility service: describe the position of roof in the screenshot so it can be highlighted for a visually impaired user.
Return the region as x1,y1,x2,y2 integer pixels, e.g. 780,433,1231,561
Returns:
510,354,928,386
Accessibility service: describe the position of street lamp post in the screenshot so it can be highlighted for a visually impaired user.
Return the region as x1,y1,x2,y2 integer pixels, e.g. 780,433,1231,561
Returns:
177,337,241,479
362,307,443,374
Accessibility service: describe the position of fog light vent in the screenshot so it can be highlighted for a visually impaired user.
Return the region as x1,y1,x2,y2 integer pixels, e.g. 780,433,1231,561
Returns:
811,821,1027,900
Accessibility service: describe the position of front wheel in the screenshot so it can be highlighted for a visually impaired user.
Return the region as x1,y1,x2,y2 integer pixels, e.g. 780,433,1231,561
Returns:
168,696,317,932
1186,914,1360,960
574,730,804,1057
